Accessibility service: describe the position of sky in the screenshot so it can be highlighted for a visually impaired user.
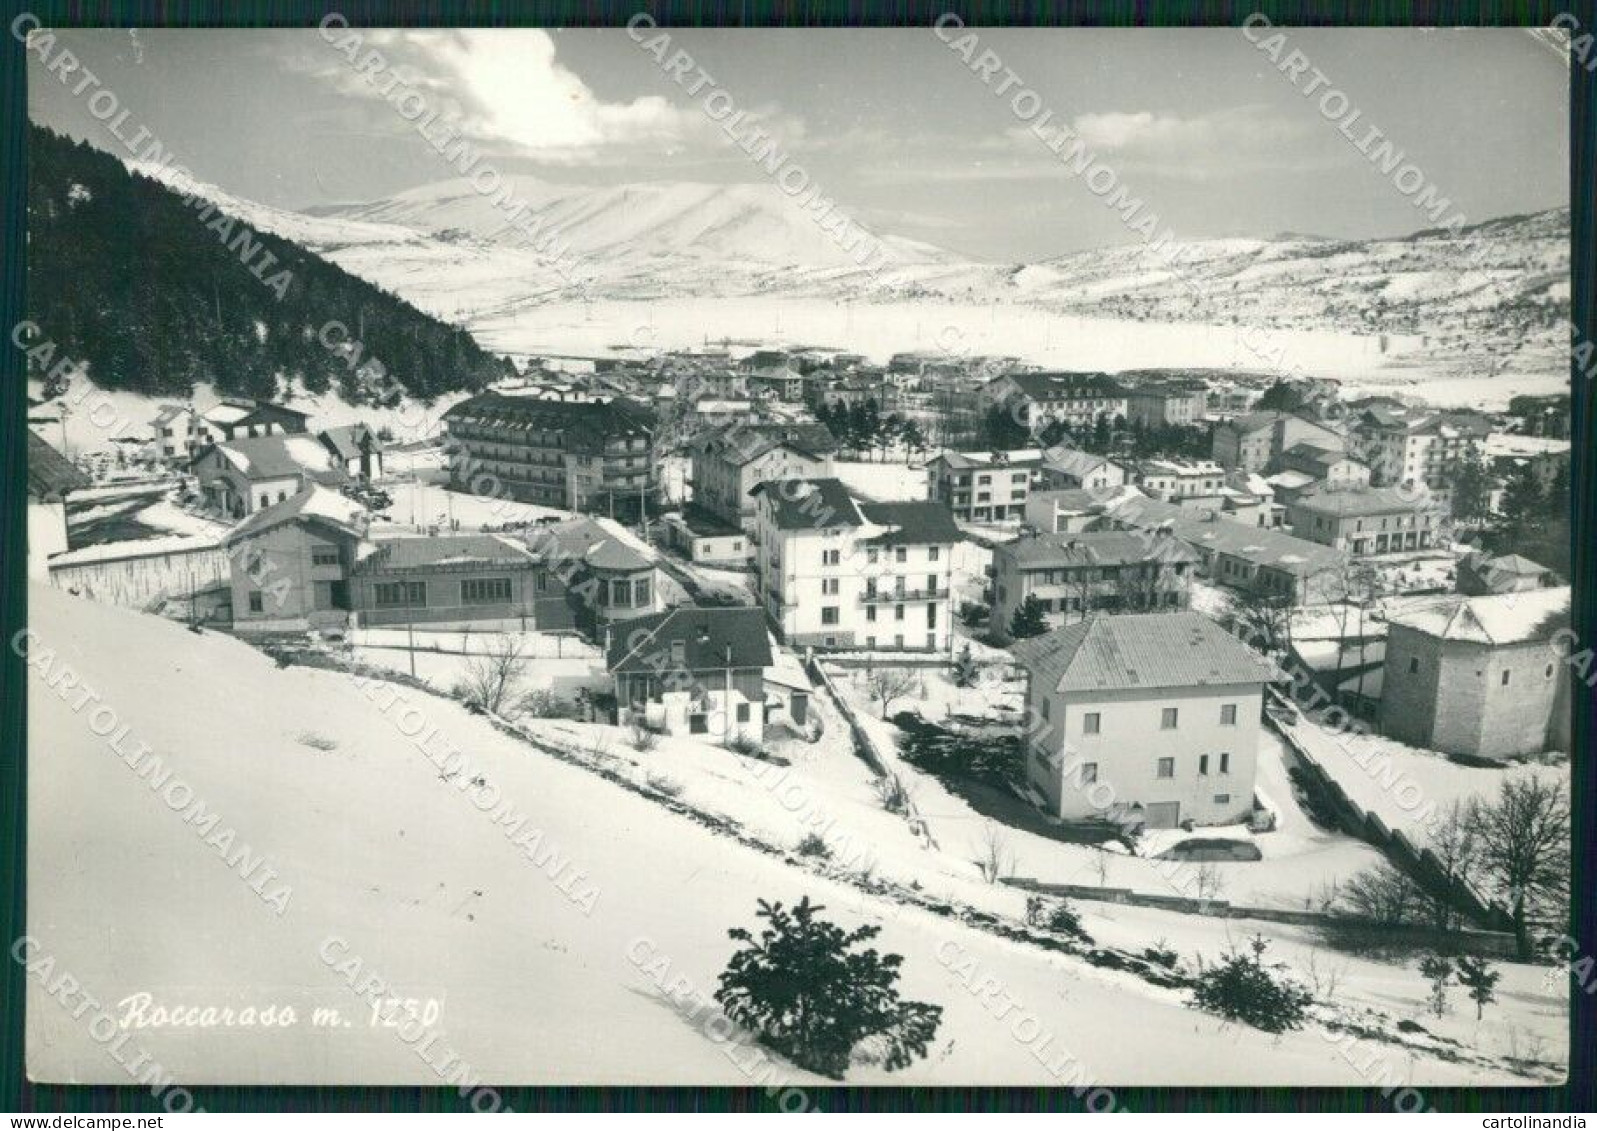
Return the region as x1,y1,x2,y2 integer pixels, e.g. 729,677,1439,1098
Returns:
28,25,1570,262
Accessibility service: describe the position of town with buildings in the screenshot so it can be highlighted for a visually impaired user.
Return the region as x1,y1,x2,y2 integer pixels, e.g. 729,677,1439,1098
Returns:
16,23,1577,1102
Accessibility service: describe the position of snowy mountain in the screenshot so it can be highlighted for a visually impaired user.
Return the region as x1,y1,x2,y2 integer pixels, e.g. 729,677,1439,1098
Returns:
325,175,960,269
84,147,1572,411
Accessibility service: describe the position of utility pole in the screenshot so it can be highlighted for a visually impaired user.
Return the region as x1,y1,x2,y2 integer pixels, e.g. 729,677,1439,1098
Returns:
406,601,416,679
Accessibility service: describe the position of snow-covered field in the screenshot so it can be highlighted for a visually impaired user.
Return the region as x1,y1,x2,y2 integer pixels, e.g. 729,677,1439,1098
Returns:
26,586,1560,1085
375,481,572,532
1289,717,1568,847
831,460,928,503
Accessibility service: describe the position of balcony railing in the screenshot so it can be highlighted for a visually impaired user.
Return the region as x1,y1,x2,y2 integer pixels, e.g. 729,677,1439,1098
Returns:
860,588,943,603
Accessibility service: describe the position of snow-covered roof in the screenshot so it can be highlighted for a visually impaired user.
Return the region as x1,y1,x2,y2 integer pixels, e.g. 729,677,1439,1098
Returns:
223,484,368,546
1386,586,1570,646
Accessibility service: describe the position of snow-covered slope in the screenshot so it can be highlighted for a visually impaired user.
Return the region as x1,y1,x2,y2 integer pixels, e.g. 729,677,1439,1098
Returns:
25,587,1514,1086
330,175,958,269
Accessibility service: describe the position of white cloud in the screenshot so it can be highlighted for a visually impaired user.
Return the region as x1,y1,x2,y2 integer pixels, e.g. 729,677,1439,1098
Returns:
305,28,749,164
1029,105,1339,181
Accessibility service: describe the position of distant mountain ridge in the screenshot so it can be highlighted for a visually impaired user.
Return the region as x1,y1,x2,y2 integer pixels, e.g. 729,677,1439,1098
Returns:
47,128,1572,396
29,126,513,403
235,172,1570,355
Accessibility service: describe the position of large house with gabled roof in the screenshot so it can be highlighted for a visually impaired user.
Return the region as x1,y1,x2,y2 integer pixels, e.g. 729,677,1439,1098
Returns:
607,605,774,745
688,420,838,529
193,432,351,517
1011,611,1271,828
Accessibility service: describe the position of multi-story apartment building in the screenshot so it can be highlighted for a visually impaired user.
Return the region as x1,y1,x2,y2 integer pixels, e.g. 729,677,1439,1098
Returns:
1132,458,1227,501
1211,411,1343,473
926,448,1047,522
750,478,960,652
991,530,1200,642
1120,380,1209,428
980,371,1130,435
1012,611,1269,828
1349,407,1492,495
1285,486,1442,555
442,390,656,520
689,422,838,529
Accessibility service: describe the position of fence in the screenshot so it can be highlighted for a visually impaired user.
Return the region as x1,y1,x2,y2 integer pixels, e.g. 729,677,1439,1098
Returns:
1262,688,1511,931
1002,877,1520,959
807,658,939,851
347,626,599,659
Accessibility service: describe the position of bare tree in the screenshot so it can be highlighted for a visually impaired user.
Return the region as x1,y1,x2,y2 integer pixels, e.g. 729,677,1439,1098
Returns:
975,822,1017,884
864,666,920,719
1092,846,1112,887
1225,573,1293,655
1327,559,1382,707
1115,561,1183,614
1340,862,1428,926
1474,778,1570,960
1425,800,1480,931
1192,861,1227,903
454,633,529,715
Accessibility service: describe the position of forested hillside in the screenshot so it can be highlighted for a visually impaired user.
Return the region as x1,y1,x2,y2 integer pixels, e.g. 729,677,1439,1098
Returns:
26,126,512,403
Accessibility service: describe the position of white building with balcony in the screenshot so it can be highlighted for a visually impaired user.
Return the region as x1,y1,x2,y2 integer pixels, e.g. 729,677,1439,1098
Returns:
751,478,961,652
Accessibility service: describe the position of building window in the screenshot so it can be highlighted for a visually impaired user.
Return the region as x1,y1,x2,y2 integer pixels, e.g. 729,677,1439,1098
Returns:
1161,707,1179,730
1041,698,1050,720
462,577,513,605
1408,657,1419,674
895,547,907,563
1081,762,1098,784
895,605,905,621
1156,757,1175,779
248,592,263,613
736,703,751,722
867,549,879,565
1220,704,1237,726
1199,754,1210,775
821,606,839,626
1547,663,1555,677
929,546,940,561
374,581,427,608
1083,712,1100,735
1219,752,1231,774
634,578,652,606
866,606,877,622
312,546,341,567
822,549,841,566
1500,670,1510,686
822,578,839,596
1213,794,1231,805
